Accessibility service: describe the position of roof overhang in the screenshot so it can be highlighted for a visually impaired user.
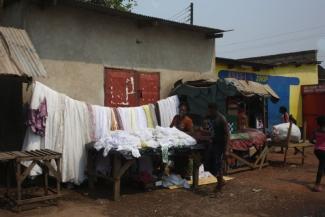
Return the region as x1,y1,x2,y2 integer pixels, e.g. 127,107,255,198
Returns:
219,77,280,99
0,26,47,77
60,0,226,37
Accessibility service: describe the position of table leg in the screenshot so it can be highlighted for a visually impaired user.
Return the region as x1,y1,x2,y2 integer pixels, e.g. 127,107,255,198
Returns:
5,161,11,197
87,150,95,190
192,153,201,190
44,161,49,196
16,161,22,212
113,154,122,201
55,158,61,195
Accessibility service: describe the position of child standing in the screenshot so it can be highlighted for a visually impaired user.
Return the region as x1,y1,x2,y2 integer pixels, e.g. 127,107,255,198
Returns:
311,115,325,192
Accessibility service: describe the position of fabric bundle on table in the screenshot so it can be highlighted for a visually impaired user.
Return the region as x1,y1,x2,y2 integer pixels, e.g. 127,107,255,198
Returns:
94,130,142,158
94,127,197,159
157,95,179,127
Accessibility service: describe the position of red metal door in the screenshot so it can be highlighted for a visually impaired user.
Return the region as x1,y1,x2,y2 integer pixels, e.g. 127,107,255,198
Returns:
138,72,160,105
104,68,138,107
302,85,325,138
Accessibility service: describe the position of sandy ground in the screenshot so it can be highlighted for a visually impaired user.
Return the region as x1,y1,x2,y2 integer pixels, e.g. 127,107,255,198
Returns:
1,148,325,217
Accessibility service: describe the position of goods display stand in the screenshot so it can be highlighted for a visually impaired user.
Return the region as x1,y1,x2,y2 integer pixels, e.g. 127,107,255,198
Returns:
0,149,62,212
86,143,204,201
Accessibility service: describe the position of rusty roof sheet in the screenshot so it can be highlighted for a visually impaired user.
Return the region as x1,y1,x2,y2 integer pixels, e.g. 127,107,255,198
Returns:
224,77,280,99
0,26,47,77
66,0,225,34
240,50,319,66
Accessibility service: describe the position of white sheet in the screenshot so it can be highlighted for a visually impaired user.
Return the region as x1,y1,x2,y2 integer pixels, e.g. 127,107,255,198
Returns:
23,82,92,184
117,106,148,131
92,105,112,140
157,95,179,127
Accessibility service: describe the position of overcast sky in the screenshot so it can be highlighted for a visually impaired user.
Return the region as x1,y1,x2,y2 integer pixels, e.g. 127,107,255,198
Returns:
134,0,325,64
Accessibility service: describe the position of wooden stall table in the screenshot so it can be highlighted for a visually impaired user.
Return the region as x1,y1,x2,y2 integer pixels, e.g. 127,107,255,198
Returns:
0,149,62,211
86,143,205,201
225,129,269,174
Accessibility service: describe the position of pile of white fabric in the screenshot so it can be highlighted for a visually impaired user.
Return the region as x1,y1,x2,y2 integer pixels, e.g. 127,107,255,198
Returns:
154,126,196,148
157,95,179,127
94,131,142,158
94,127,196,158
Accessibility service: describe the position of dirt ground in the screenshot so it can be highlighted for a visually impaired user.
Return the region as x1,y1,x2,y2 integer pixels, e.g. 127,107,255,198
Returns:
1,148,325,217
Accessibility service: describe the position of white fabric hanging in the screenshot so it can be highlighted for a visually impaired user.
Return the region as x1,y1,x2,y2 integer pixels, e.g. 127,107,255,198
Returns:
23,82,92,184
61,97,91,183
135,106,147,129
157,95,179,127
92,105,112,140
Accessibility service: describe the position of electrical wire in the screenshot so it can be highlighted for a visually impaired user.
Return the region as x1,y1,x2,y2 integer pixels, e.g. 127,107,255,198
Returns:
168,6,190,20
219,32,325,54
219,24,325,48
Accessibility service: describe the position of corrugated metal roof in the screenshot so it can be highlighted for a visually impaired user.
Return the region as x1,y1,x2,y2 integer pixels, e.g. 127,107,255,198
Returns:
65,0,225,34
224,77,280,99
240,50,320,66
0,26,47,77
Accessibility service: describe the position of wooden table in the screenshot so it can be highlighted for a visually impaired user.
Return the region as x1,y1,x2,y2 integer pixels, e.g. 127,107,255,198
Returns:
0,149,62,211
86,143,204,201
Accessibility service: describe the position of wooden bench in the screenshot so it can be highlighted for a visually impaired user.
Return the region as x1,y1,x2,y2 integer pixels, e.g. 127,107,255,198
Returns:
0,149,62,211
268,121,313,165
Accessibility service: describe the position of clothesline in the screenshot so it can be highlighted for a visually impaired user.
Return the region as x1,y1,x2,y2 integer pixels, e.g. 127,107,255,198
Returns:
23,81,180,184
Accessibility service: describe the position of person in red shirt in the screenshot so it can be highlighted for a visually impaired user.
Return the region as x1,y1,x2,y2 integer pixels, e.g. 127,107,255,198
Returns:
170,103,193,133
311,115,325,192
170,102,193,179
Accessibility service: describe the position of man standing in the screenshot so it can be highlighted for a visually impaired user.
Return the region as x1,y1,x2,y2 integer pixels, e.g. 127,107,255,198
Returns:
203,103,230,191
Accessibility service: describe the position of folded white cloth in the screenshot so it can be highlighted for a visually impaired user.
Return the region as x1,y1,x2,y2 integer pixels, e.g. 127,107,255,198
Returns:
94,130,141,158
95,127,196,158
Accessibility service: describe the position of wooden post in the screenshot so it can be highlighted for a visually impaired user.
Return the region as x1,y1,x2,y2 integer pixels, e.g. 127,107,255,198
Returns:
190,2,194,25
16,160,22,212
192,152,200,190
5,161,11,196
113,153,122,201
44,161,49,196
87,150,95,190
263,97,266,133
56,158,61,195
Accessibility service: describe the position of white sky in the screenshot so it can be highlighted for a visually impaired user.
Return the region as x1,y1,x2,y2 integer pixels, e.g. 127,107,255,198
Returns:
134,0,325,65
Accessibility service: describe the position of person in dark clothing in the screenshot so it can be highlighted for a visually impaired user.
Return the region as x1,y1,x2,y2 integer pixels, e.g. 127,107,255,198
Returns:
203,103,230,191
279,106,289,123
311,115,325,192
